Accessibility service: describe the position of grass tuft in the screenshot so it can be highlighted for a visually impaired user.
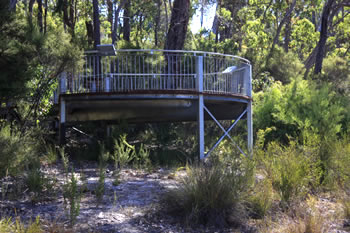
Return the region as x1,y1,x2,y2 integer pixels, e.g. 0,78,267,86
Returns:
164,155,254,227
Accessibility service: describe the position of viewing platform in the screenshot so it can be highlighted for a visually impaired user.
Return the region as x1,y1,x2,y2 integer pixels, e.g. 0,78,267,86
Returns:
57,48,253,158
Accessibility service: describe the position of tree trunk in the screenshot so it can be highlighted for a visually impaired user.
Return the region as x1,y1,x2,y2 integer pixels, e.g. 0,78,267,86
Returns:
164,0,190,51
123,0,130,42
163,0,169,34
93,0,100,48
28,0,35,19
86,20,94,46
10,0,17,11
155,0,161,46
44,0,47,33
314,0,335,74
37,0,43,32
283,11,292,53
69,0,75,36
270,0,296,55
107,0,113,38
112,0,127,45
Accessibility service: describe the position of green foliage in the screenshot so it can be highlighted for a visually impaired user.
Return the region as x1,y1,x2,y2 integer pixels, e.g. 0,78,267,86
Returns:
266,48,305,83
164,155,254,226
321,56,350,97
61,150,81,225
247,179,273,219
291,18,319,60
133,143,152,170
112,134,136,169
322,137,350,190
67,168,80,225
0,126,39,178
96,146,109,203
257,141,321,205
0,216,42,233
254,78,345,145
26,166,49,196
43,145,58,165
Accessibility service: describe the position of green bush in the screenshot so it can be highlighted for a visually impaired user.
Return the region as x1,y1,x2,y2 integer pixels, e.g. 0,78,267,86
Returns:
61,149,81,225
258,141,321,205
96,148,108,203
0,126,38,178
323,137,350,189
0,216,42,233
247,178,274,219
254,78,345,146
112,134,136,169
164,155,254,227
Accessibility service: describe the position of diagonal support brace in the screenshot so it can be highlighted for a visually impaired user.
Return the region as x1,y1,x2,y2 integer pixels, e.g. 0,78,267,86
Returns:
204,108,248,158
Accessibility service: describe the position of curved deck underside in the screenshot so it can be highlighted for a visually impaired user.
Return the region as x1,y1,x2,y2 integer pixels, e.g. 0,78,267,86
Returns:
60,90,251,123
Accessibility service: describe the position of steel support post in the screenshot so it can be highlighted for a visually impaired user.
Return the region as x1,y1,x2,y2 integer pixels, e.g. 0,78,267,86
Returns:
59,72,67,145
246,64,253,157
59,99,66,145
196,56,205,160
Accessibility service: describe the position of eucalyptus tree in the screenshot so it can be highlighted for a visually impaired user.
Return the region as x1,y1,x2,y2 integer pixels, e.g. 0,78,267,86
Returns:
165,0,191,50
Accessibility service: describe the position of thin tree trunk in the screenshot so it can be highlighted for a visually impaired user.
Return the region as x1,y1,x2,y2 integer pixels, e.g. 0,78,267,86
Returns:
112,0,127,45
28,0,35,19
93,0,100,48
123,0,130,42
314,0,335,74
107,0,113,38
37,0,43,32
44,0,47,33
86,20,94,46
163,0,169,34
69,0,75,36
283,11,292,53
200,0,205,28
10,0,17,11
269,0,296,56
155,0,161,46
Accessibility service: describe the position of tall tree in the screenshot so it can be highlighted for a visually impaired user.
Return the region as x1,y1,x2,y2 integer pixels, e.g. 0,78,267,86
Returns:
155,0,162,46
314,0,335,74
164,0,190,50
37,0,43,32
107,0,113,38
93,0,100,48
112,0,127,44
123,0,131,42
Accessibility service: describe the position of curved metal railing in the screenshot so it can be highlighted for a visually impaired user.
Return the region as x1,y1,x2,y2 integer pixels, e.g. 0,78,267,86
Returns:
57,49,252,99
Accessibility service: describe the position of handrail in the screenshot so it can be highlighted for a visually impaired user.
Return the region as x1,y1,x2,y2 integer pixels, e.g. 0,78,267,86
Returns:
57,50,252,100
84,49,251,64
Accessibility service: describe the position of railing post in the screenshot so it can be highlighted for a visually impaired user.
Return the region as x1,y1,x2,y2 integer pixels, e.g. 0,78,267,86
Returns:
196,56,205,160
105,76,111,92
246,64,253,157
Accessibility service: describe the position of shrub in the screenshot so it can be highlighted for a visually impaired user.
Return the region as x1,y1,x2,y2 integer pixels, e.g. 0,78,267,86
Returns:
164,155,254,227
0,126,36,177
96,146,109,203
0,216,42,233
61,149,81,225
247,178,274,219
258,141,321,206
284,196,329,233
323,137,350,190
112,134,136,169
133,143,152,170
